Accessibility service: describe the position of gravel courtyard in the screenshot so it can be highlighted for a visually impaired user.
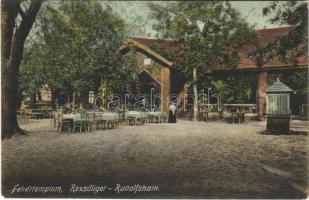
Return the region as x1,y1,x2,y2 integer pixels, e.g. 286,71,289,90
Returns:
2,119,308,198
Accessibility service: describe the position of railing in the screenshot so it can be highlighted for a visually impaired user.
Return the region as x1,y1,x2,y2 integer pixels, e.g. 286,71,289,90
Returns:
180,103,256,112
17,108,56,125
223,104,256,113
177,103,257,122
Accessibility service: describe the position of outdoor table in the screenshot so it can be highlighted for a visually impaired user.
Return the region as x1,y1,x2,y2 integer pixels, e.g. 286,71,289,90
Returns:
95,112,120,129
148,111,162,116
126,111,148,119
62,113,82,122
148,111,163,123
63,112,119,121
97,113,119,121
58,113,82,133
96,113,119,121
232,112,245,124
199,111,208,121
125,111,148,125
208,112,220,121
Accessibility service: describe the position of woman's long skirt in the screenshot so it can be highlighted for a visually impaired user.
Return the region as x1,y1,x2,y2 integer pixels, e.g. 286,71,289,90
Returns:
168,111,176,123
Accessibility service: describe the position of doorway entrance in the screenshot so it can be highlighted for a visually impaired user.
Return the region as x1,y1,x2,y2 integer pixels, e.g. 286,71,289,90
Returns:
138,70,161,110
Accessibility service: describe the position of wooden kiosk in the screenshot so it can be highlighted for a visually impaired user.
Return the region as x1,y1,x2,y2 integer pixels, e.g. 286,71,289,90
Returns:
266,78,293,133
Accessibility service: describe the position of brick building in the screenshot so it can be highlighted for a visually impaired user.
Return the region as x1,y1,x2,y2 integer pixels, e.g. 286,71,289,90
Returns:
119,27,308,119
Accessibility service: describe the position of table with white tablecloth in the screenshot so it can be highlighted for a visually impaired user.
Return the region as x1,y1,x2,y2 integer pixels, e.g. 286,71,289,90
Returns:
62,113,82,121
57,111,165,132
148,111,163,117
95,113,119,121
147,111,165,123
59,112,121,132
124,111,148,125
125,111,148,119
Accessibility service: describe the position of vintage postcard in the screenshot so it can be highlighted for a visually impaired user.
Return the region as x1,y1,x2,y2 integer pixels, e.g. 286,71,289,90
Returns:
1,0,308,199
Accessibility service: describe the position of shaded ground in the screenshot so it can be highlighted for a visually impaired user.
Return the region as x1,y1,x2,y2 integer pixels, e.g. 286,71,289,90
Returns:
2,119,308,198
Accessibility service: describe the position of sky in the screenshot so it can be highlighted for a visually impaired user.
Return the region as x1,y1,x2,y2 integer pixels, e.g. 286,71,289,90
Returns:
105,1,280,38
230,1,277,28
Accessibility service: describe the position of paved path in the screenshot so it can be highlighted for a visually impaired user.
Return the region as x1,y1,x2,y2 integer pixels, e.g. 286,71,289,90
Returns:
2,120,308,198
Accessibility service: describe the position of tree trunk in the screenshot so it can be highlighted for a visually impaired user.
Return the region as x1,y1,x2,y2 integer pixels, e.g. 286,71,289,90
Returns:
80,89,89,108
16,90,24,110
193,68,199,121
72,91,76,109
29,92,36,108
50,89,58,109
257,71,267,120
1,71,18,139
1,0,43,139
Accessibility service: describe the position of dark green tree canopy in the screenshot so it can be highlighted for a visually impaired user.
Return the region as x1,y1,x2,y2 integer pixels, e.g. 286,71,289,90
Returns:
19,0,139,106
251,1,308,66
148,1,256,77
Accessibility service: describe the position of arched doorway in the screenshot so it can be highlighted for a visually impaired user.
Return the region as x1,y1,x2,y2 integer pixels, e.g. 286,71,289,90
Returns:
119,39,173,112
138,70,161,110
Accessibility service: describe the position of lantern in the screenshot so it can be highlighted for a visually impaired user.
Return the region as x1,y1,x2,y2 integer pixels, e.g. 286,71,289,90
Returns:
266,78,293,133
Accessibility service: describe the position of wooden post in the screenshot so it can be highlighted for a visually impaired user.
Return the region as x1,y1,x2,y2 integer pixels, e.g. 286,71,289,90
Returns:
162,66,171,112
193,68,199,121
136,79,141,95
178,82,188,109
257,71,267,120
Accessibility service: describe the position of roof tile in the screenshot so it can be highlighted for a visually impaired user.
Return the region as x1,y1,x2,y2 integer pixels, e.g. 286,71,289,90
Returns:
131,27,308,70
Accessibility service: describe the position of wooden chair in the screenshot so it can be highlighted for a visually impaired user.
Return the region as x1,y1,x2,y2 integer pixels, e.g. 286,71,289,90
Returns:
117,116,125,127
161,113,167,123
135,117,145,126
88,113,97,132
94,114,101,130
148,115,155,123
72,114,89,133
50,111,59,128
97,117,107,130
57,113,72,133
126,117,136,126
223,111,233,123
185,112,193,121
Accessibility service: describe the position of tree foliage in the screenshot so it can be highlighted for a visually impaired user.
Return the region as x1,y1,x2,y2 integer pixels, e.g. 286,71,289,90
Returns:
19,0,139,107
148,41,173,61
148,1,256,78
251,1,308,66
2,0,43,138
199,74,257,104
148,1,256,111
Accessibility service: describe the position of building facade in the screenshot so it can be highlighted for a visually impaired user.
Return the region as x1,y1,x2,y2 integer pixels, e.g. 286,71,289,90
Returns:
119,27,308,118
